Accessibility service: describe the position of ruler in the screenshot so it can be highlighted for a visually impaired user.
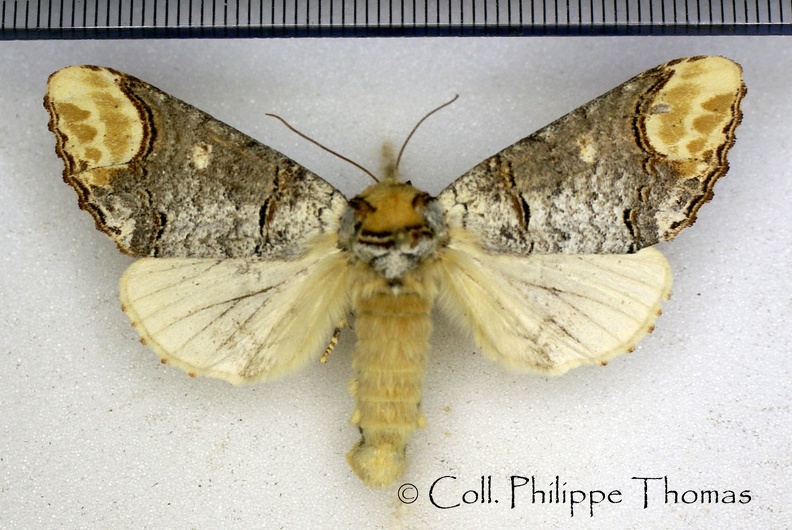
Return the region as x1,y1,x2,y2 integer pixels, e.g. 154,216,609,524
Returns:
1,0,789,38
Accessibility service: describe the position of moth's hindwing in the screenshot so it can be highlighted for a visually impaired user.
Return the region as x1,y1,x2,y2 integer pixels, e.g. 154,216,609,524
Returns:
438,230,672,374
439,56,745,256
120,235,350,383
45,65,347,259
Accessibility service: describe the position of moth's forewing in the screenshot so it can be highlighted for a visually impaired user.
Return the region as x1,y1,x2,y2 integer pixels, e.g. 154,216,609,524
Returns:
45,65,346,259
439,56,745,256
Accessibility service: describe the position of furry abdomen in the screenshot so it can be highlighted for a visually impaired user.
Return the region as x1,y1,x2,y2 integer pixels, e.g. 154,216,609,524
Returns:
347,268,437,487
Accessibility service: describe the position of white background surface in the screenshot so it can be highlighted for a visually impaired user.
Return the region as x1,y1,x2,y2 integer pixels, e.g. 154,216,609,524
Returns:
1,37,790,529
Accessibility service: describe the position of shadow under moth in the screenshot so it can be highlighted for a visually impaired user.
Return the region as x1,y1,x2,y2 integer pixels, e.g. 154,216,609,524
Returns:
45,57,745,487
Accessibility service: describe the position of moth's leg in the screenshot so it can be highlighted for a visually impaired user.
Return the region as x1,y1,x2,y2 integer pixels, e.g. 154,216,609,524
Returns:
320,317,347,363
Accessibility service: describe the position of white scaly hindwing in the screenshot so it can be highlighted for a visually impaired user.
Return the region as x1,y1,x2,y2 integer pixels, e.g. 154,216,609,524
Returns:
120,234,350,384
438,230,671,374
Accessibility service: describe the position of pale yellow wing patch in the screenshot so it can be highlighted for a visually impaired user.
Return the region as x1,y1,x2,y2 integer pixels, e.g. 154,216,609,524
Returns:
438,232,672,374
640,56,745,240
119,237,350,384
643,56,742,162
46,66,145,182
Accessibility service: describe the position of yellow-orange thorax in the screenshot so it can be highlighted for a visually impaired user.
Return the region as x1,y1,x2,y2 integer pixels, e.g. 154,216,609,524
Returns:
338,180,448,284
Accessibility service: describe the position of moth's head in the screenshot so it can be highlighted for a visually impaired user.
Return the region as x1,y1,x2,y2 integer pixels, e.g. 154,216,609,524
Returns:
339,181,447,283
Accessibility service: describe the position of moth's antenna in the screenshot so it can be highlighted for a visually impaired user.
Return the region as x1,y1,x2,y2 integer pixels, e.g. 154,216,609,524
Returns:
266,113,380,183
394,94,459,175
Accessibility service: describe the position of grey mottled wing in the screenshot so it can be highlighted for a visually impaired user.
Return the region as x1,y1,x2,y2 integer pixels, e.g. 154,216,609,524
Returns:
45,65,347,259
439,56,745,255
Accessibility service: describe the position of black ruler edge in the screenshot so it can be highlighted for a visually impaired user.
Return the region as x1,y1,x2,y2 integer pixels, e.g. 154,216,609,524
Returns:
2,23,791,39
1,0,790,39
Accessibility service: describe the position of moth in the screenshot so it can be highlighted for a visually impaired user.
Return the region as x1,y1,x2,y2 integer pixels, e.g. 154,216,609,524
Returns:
45,57,744,488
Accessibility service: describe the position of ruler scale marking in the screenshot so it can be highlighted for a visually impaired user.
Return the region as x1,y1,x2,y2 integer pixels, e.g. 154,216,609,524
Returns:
1,0,790,36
